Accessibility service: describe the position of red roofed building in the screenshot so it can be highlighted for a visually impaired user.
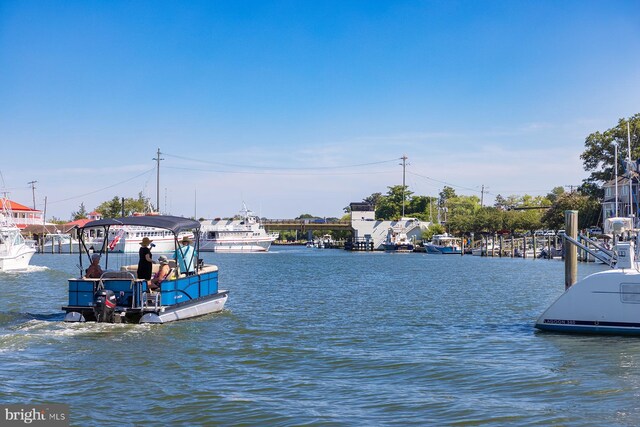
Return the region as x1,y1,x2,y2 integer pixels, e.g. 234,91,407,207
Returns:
1,198,44,229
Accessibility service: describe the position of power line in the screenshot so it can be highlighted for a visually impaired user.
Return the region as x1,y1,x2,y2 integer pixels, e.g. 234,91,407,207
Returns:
49,167,156,204
162,152,400,171
163,165,396,176
407,171,482,193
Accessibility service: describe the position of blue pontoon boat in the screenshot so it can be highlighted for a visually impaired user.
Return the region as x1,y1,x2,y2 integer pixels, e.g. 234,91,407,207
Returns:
62,215,228,324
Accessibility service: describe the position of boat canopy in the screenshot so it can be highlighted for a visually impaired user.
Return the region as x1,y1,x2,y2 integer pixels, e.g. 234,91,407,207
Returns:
79,215,200,234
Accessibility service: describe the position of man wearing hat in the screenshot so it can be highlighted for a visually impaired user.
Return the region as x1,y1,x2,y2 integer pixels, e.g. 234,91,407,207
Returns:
174,235,197,276
137,236,154,280
85,253,104,278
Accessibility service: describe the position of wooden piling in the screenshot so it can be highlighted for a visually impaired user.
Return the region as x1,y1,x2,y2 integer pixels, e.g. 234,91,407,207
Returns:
565,210,578,290
511,235,515,257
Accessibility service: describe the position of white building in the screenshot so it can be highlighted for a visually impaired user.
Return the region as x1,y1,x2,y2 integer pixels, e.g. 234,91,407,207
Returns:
349,202,428,250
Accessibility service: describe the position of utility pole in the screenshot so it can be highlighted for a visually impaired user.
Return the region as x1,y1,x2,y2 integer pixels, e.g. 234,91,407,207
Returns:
27,180,37,209
400,155,408,217
152,148,164,213
480,184,485,207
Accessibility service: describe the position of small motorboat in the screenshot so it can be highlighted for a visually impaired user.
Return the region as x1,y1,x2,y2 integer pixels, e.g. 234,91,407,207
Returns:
62,215,228,324
423,233,462,254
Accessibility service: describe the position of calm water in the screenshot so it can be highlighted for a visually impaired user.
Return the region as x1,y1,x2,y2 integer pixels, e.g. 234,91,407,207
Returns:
1,247,639,426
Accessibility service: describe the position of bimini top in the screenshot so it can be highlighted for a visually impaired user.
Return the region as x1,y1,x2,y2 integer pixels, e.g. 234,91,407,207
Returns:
80,215,200,234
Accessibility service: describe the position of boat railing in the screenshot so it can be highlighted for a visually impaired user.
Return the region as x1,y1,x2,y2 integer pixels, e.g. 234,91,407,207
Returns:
563,234,615,267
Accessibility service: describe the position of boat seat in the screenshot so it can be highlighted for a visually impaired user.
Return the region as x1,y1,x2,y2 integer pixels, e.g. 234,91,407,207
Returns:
101,271,136,280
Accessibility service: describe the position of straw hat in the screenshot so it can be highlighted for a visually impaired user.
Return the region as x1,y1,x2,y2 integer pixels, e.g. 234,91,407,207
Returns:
158,255,169,265
140,237,153,246
180,236,192,244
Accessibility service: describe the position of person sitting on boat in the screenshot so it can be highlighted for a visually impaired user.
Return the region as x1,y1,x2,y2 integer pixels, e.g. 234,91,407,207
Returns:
148,255,171,292
174,236,197,276
85,253,103,278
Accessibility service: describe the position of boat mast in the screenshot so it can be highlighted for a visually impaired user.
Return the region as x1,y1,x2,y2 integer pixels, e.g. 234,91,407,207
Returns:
614,141,619,217
628,121,634,224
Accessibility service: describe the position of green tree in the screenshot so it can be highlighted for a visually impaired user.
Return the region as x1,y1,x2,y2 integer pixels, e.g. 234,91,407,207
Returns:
95,193,153,218
363,192,383,208
546,186,565,204
541,192,601,230
580,113,640,196
445,195,481,233
295,213,316,219
71,202,88,220
376,185,414,220
438,186,456,206
422,223,445,241
96,196,123,218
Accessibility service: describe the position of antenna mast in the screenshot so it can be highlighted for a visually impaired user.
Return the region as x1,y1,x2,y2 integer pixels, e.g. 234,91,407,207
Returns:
628,121,634,222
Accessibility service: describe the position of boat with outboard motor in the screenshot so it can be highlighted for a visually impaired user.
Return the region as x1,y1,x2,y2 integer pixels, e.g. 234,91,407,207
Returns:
0,197,36,271
535,217,640,334
383,225,415,252
424,233,462,254
62,215,228,324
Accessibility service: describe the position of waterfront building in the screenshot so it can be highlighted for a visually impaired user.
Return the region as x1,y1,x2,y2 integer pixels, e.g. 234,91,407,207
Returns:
349,202,428,250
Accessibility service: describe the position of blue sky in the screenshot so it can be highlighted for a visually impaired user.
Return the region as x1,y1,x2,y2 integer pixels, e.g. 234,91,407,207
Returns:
1,0,639,220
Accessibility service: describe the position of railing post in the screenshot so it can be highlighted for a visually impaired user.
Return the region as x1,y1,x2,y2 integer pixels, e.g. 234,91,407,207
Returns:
565,210,578,290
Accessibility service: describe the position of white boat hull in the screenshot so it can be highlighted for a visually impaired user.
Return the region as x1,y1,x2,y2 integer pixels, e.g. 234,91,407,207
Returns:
140,292,228,323
0,246,35,271
199,238,272,253
536,269,640,334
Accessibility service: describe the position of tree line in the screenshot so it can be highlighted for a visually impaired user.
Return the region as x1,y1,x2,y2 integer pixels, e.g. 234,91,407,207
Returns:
61,114,637,239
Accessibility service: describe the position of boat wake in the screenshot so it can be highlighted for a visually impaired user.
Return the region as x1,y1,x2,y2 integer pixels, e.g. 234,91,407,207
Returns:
0,265,49,274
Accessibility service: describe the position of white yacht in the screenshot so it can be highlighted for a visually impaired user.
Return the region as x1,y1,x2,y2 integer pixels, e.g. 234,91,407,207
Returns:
536,218,640,334
199,205,279,252
93,227,194,253
0,198,35,271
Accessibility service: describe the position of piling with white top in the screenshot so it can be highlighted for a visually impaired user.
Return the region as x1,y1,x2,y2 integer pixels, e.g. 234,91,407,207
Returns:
565,210,578,290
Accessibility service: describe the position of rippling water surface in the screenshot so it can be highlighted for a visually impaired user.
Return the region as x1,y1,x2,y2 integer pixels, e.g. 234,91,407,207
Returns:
1,248,640,426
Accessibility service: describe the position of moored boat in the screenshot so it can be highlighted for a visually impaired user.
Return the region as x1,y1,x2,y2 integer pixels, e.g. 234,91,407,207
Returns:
199,205,278,252
383,226,415,252
62,215,228,324
0,197,36,271
536,216,640,334
424,233,462,254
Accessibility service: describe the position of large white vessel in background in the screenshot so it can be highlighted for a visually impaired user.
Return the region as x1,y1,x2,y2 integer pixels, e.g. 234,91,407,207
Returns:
199,205,279,252
0,197,36,271
90,214,194,253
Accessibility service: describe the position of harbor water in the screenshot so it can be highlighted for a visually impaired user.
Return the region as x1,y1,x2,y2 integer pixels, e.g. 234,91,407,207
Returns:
1,247,639,426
